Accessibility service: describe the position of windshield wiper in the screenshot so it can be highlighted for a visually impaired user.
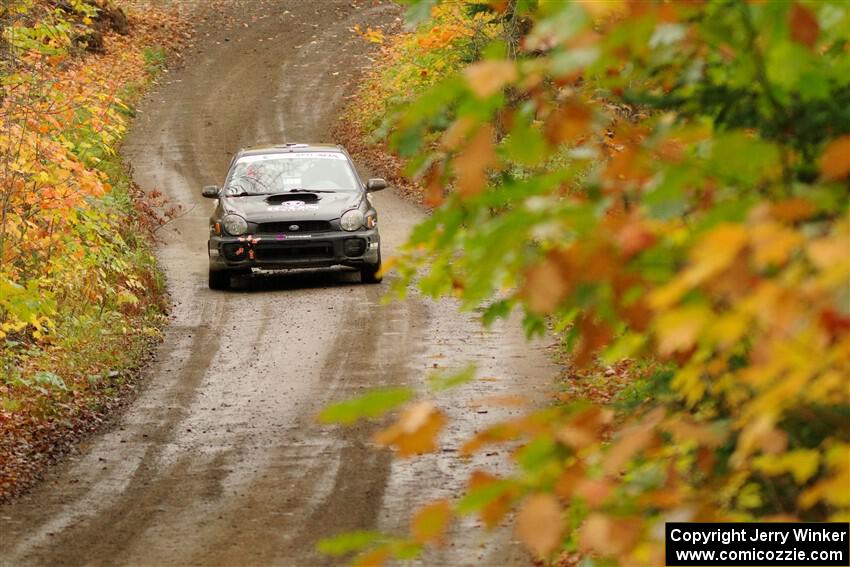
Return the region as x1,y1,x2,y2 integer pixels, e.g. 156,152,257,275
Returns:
287,188,336,193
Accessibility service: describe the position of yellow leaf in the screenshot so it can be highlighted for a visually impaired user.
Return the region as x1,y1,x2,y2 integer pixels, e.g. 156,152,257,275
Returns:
671,365,704,407
515,494,564,557
411,500,452,544
705,311,750,349
653,304,711,356
750,221,803,269
753,449,820,484
464,60,517,99
575,0,626,19
800,445,850,509
692,223,749,275
807,232,849,270
374,401,446,457
650,225,749,309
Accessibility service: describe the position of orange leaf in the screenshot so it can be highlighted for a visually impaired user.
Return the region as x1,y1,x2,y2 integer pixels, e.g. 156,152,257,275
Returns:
789,3,819,48
574,313,613,367
544,100,592,145
374,401,446,457
554,462,586,501
515,494,564,557
464,60,517,99
352,547,390,567
468,470,517,528
579,513,641,556
454,124,497,198
557,406,613,450
574,478,614,508
770,197,815,222
423,162,445,207
521,256,569,314
616,218,656,259
411,500,452,544
602,425,655,476
441,117,475,151
520,247,579,314
819,135,850,181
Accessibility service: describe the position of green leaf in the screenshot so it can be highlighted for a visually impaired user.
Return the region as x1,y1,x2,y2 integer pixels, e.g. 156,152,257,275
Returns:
601,333,646,364
428,364,476,393
516,436,559,473
316,531,383,557
401,0,437,28
457,479,518,515
318,387,414,425
708,132,780,185
32,371,68,391
503,121,548,166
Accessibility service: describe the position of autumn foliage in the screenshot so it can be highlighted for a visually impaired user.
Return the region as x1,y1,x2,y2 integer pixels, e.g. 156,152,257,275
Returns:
0,0,187,498
324,0,850,564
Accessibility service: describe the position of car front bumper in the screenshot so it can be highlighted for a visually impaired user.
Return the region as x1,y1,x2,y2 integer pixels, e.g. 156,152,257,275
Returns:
208,228,380,272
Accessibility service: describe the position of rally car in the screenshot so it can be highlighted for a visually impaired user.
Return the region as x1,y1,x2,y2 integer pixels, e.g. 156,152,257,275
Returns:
203,143,386,290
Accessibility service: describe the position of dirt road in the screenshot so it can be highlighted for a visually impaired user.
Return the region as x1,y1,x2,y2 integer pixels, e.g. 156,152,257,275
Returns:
0,2,554,565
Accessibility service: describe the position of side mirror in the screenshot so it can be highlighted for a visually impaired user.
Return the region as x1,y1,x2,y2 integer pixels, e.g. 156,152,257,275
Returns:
366,178,387,192
202,185,220,198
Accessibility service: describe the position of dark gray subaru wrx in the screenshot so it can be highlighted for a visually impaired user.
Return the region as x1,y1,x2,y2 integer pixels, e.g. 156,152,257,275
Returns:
202,143,386,290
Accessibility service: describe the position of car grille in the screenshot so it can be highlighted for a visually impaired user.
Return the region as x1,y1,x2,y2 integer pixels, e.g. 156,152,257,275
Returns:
257,220,332,234
254,242,334,261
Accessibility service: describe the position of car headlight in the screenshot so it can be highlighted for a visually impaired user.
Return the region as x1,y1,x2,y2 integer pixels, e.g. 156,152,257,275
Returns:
340,209,365,231
222,214,248,236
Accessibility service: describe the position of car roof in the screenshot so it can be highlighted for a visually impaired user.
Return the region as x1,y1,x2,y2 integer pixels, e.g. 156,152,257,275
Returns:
236,143,344,157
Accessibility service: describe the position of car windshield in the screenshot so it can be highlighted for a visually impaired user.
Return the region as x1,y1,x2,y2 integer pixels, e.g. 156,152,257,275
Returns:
223,152,359,196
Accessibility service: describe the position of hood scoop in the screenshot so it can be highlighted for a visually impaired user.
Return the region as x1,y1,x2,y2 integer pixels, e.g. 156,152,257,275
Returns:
265,192,320,204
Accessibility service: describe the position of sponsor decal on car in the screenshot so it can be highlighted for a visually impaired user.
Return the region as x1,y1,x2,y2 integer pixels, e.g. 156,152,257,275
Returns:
266,202,320,211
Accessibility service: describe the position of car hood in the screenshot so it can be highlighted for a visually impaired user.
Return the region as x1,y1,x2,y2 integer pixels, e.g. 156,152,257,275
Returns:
221,192,363,223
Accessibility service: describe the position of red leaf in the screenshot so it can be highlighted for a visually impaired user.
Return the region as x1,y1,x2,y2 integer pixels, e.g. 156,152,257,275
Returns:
789,3,819,48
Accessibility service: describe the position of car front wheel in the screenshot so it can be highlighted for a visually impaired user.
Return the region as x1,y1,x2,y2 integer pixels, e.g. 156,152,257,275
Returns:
360,253,382,284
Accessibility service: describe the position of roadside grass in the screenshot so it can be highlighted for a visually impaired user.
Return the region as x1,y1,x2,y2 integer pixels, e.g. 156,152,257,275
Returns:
142,45,167,75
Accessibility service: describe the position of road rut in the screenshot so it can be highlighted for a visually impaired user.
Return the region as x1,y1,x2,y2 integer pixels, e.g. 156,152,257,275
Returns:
0,2,555,565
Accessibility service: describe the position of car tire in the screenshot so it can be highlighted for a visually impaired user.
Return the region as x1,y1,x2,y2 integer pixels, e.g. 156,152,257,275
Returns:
360,253,382,284
208,268,231,290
